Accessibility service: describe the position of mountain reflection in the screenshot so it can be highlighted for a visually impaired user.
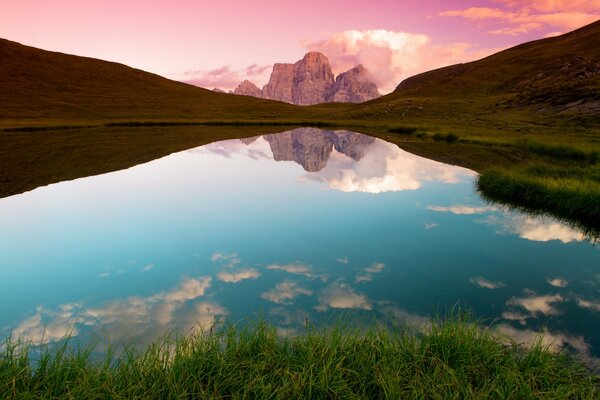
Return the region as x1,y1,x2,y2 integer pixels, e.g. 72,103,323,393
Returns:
263,128,375,172
203,128,475,193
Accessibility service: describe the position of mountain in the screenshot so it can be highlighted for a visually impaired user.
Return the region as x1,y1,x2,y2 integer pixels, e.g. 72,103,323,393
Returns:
0,38,303,125
262,63,295,103
261,128,375,172
234,52,380,105
327,65,380,103
233,80,263,98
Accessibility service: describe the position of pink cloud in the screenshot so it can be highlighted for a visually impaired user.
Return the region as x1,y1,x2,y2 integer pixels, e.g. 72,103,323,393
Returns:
441,1,600,36
303,30,502,94
183,63,271,91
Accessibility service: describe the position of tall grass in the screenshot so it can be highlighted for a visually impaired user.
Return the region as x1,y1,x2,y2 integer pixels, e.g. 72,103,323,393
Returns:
1,315,597,399
516,139,599,163
477,165,600,237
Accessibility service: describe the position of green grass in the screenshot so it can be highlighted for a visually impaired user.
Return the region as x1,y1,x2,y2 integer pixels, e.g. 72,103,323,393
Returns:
477,164,600,236
1,315,598,399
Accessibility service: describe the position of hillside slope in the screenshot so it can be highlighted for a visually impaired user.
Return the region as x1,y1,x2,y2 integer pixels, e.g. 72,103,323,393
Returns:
331,20,600,128
0,39,306,126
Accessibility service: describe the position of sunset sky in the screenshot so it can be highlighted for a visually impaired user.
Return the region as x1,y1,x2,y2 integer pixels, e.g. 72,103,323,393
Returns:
1,0,598,93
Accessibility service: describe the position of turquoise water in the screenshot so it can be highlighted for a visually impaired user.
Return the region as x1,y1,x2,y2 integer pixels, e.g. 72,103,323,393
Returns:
1,128,599,359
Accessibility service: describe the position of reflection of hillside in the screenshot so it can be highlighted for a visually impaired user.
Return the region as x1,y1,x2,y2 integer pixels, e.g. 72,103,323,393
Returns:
261,128,375,172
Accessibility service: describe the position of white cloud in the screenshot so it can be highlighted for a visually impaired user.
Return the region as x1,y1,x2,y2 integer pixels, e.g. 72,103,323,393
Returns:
506,293,564,316
501,311,531,325
428,205,495,215
547,278,568,288
317,283,371,310
305,138,475,194
469,276,505,289
217,268,260,283
304,30,501,93
261,281,313,305
9,276,215,344
211,252,241,268
365,263,385,274
496,324,591,357
336,257,349,265
480,213,587,243
424,223,439,230
11,303,83,343
576,297,600,312
266,263,325,281
141,263,155,272
355,263,385,284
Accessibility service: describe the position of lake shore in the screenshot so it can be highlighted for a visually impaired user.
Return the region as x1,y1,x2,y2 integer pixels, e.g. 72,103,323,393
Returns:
2,316,598,399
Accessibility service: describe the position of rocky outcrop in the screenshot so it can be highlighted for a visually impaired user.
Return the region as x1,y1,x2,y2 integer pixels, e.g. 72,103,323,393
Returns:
233,80,263,98
260,128,375,172
262,63,294,103
291,52,335,105
327,65,380,103
212,88,225,93
234,52,380,105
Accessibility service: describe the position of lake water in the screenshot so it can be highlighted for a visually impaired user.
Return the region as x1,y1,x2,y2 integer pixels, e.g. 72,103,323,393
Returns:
1,128,599,359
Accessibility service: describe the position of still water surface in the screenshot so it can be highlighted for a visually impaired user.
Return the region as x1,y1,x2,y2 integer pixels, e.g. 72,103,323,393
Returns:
1,128,598,358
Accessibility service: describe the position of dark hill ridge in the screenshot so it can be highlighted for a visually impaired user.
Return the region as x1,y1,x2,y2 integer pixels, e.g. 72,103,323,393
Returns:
0,38,302,124
393,20,600,115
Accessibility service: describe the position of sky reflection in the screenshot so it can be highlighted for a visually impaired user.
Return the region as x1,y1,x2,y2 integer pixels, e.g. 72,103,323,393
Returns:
1,128,598,362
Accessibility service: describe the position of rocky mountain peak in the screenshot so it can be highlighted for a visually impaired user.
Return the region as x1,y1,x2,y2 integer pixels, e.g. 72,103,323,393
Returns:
233,80,263,98
236,52,381,105
327,64,380,103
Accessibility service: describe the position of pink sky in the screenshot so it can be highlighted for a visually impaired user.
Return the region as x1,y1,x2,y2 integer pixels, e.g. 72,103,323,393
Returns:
1,0,598,93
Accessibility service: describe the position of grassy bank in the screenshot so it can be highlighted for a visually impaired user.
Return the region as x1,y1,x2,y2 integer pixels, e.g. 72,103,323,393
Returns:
1,317,598,399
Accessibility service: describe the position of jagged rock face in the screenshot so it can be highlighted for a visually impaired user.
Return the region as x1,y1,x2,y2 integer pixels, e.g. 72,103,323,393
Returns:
291,52,335,105
234,80,263,98
250,53,380,105
327,65,380,103
262,128,375,172
262,63,294,103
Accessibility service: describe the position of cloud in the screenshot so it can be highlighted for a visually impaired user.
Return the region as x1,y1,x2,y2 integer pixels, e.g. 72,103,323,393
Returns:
355,263,385,284
211,252,241,268
501,310,531,325
336,257,349,265
303,30,501,93
378,303,431,330
547,278,568,288
141,263,155,272
304,137,475,193
480,213,587,243
424,223,439,230
469,276,505,289
266,263,325,281
217,268,260,283
496,324,591,357
182,63,271,92
11,303,83,343
441,1,600,36
506,293,564,316
261,281,313,305
317,283,371,310
9,276,217,344
576,297,600,312
428,205,495,215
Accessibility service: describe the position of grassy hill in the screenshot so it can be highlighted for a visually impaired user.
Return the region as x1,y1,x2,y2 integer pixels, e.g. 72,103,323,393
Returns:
0,39,320,128
327,20,600,131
